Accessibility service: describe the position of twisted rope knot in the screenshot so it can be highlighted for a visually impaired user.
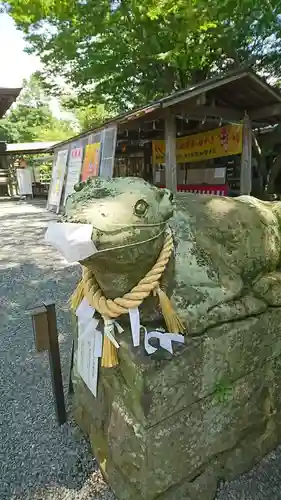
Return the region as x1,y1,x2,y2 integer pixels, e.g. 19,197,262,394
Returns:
71,226,185,367
83,228,174,318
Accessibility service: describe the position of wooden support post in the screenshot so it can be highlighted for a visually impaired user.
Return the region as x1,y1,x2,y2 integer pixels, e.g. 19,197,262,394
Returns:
44,302,67,426
240,113,252,195
164,112,177,194
31,302,67,426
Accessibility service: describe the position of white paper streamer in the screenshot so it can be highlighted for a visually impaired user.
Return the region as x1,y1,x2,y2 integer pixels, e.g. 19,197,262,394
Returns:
142,327,185,355
129,308,140,347
114,321,124,334
104,319,120,349
76,298,95,322
77,322,102,396
45,222,97,263
76,297,102,396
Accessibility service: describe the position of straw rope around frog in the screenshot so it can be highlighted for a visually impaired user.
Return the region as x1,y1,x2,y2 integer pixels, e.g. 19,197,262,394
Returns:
71,227,185,367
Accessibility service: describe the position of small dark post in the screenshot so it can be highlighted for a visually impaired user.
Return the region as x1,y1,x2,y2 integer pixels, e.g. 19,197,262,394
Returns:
44,301,67,426
31,305,50,353
31,302,67,426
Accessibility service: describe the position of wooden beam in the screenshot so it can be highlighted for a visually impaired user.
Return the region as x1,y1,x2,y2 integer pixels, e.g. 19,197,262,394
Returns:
164,112,177,194
240,114,252,195
178,105,243,121
161,71,249,108
118,109,166,133
163,92,206,109
249,103,281,120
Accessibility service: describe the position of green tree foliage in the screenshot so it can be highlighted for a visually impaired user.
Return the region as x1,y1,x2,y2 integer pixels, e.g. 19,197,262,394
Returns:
72,103,114,131
0,72,75,142
4,0,281,111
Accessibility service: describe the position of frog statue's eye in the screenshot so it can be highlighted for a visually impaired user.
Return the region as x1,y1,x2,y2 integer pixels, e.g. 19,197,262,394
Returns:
134,199,149,217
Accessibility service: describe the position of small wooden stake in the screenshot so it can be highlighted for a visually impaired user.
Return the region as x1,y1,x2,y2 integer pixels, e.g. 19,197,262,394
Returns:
31,302,67,426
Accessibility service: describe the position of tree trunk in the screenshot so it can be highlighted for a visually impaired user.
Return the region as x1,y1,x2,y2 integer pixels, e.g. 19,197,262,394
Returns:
190,68,209,84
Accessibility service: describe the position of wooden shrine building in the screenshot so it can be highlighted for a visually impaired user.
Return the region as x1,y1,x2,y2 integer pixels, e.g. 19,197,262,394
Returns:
47,68,281,209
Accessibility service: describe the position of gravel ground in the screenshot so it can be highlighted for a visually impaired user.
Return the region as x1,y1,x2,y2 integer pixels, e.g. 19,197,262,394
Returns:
0,199,115,500
1,199,281,500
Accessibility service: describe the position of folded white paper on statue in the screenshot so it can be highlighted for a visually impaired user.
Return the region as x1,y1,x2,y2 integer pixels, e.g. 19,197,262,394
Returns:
77,327,101,396
104,319,120,349
76,298,102,356
77,310,103,396
144,328,185,355
45,222,97,263
76,298,95,324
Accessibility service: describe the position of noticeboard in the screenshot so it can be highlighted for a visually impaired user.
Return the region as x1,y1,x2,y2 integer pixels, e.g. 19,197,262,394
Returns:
48,149,68,212
63,147,83,205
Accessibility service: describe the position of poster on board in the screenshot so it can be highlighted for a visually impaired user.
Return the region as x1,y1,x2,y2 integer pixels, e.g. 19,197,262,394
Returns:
81,143,101,181
63,147,83,205
48,149,68,212
16,168,33,196
99,125,117,178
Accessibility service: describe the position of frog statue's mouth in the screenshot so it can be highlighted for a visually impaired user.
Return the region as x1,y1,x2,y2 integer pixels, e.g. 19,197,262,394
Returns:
63,176,174,254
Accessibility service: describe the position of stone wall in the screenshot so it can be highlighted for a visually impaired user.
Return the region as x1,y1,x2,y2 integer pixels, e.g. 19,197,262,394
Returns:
72,307,281,500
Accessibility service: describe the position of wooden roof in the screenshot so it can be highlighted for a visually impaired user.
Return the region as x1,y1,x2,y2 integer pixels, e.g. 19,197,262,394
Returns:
0,142,58,155
48,68,281,151
0,87,22,118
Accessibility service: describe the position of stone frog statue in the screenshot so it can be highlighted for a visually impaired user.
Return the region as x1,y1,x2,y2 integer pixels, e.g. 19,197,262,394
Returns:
64,176,281,335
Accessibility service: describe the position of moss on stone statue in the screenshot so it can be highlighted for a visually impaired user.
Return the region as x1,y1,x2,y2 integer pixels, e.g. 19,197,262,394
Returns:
65,178,281,500
65,177,281,333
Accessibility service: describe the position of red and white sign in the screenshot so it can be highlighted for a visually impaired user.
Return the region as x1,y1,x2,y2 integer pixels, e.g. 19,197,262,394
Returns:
48,149,68,212
63,147,83,205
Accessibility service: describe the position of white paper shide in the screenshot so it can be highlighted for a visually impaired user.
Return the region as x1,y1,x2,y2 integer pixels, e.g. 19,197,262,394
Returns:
76,298,102,397
129,306,184,355
74,301,184,398
129,307,140,347
144,327,184,355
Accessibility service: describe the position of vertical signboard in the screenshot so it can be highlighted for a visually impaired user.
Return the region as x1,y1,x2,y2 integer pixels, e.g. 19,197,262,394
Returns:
81,142,101,182
16,168,33,196
63,147,83,205
48,149,68,213
99,125,117,178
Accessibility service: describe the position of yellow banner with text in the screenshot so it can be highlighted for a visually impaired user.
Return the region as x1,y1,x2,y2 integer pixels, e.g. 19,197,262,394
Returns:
152,124,243,165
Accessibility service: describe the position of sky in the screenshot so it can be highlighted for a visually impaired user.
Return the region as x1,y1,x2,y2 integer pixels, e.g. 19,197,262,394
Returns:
0,13,74,120
0,13,41,88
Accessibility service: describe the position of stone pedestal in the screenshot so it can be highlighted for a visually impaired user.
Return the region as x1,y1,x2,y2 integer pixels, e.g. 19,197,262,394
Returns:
72,308,281,500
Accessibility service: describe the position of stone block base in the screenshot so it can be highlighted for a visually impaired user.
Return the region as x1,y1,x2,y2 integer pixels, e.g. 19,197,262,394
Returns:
72,308,281,500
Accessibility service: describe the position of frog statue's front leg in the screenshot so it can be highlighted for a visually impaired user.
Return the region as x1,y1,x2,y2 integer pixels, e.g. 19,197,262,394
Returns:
172,281,268,335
